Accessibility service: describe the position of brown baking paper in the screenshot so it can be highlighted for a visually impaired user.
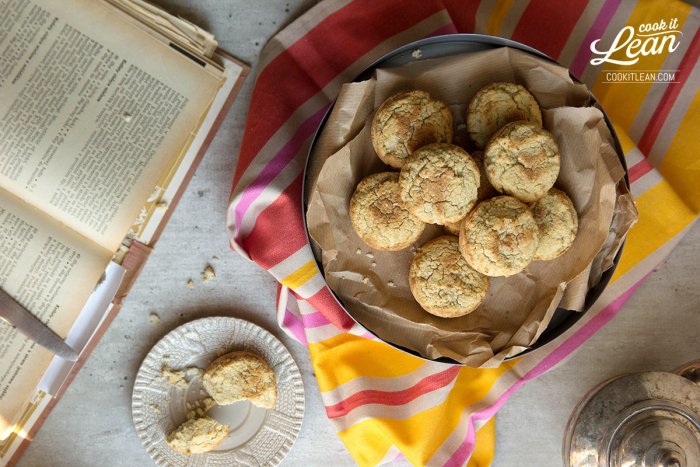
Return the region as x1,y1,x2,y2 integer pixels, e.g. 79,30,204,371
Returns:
306,47,638,367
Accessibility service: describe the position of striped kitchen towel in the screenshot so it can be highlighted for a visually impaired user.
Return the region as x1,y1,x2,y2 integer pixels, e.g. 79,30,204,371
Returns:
227,0,700,465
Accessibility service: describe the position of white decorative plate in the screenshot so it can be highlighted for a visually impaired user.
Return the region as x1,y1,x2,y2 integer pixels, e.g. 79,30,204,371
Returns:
132,317,305,466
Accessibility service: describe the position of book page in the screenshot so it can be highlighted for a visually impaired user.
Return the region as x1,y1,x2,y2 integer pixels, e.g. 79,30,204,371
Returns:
0,0,223,251
0,189,112,438
105,0,219,58
135,54,245,244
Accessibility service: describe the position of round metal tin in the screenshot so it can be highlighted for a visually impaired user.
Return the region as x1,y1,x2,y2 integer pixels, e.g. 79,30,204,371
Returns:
301,34,628,365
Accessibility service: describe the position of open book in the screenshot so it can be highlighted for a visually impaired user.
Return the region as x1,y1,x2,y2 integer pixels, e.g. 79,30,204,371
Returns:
0,0,247,462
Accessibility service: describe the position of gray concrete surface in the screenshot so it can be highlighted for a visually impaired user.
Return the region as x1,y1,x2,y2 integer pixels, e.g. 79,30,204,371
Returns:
493,223,700,467
17,2,700,466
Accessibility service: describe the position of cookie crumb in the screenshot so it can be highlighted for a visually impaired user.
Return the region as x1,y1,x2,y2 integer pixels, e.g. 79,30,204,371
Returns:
122,112,132,123
362,276,369,284
388,281,395,287
366,253,374,259
149,313,160,326
161,366,187,388
186,279,194,289
152,404,160,413
186,397,216,420
371,262,376,268
356,249,362,255
161,366,204,389
201,265,216,282
185,367,204,379
411,48,423,59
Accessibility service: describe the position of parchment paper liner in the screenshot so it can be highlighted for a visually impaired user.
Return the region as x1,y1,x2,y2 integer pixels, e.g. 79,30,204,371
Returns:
306,47,638,367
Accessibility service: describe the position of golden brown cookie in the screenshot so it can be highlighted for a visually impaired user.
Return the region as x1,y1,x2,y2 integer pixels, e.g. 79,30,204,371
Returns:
203,351,277,408
399,143,480,225
443,151,496,235
466,82,542,149
350,172,426,251
459,196,539,277
409,236,489,318
166,417,230,454
371,90,453,168
531,188,578,260
484,121,560,203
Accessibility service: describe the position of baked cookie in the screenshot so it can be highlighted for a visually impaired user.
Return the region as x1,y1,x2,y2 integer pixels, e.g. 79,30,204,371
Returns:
350,172,426,251
371,90,453,168
409,236,489,318
531,188,578,260
459,196,539,277
443,151,496,235
466,82,542,149
166,417,230,454
399,143,480,225
484,121,560,203
203,351,277,409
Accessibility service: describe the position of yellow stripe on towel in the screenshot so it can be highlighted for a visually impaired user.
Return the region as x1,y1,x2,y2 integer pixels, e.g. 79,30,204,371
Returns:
660,89,700,213
488,0,514,36
310,334,425,391
613,179,696,282
280,259,318,289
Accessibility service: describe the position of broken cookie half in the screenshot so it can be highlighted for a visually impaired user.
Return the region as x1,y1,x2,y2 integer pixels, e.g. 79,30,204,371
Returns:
166,417,230,455
202,351,277,409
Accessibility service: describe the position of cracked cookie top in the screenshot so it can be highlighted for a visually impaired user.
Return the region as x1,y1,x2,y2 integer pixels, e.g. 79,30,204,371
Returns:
203,351,277,408
399,143,480,225
459,196,539,277
531,188,578,261
484,121,560,203
371,90,453,169
466,82,542,149
409,235,489,318
350,171,426,251
443,151,497,235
